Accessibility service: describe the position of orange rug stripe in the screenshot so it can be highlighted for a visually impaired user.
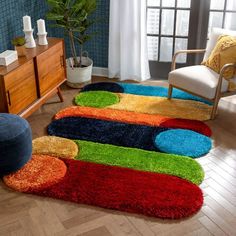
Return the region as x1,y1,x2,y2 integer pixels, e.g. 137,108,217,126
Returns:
54,106,212,136
54,106,171,126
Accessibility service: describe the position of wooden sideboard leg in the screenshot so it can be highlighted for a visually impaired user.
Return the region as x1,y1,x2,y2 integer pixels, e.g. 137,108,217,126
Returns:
57,87,64,102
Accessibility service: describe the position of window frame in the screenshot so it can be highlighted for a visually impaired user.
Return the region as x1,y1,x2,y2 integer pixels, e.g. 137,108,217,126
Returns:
147,0,236,79
147,0,192,63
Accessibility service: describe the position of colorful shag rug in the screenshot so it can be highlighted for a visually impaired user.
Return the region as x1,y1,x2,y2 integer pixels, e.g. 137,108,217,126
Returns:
54,106,212,136
3,82,214,220
48,116,212,158
75,91,212,121
4,154,203,219
81,82,211,104
31,137,204,184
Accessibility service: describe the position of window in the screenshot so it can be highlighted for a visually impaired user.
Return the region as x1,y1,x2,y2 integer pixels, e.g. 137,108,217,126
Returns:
147,0,191,64
147,0,236,79
208,0,236,34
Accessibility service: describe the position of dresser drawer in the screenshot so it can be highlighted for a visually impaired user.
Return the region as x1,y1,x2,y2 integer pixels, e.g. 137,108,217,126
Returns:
4,60,37,114
36,41,66,96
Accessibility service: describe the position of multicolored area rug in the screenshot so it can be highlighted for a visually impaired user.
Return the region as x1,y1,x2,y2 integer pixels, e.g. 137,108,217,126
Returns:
75,91,212,121
48,116,212,158
3,82,213,219
32,137,204,185
54,106,212,136
4,153,203,219
81,82,211,104
79,82,213,121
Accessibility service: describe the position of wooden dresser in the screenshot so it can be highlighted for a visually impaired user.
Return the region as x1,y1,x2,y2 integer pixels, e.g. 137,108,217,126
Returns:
0,38,66,118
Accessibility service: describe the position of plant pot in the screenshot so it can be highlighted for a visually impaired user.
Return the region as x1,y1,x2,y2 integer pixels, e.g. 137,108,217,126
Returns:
15,45,26,57
66,57,93,88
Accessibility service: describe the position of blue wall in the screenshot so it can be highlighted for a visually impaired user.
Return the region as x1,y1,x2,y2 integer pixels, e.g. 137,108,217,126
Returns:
0,0,109,67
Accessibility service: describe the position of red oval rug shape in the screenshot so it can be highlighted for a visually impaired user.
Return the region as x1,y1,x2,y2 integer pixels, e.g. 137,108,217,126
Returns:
159,118,212,137
26,159,203,219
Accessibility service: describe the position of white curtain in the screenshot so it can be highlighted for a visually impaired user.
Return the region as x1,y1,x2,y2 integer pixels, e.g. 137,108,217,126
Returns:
108,0,150,82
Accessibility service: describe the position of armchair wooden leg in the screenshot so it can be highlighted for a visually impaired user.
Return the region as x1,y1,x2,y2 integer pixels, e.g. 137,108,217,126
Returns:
57,87,64,102
168,85,173,99
210,98,220,119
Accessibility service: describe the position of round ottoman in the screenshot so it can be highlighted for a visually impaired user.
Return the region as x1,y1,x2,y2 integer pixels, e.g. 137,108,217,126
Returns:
0,114,32,176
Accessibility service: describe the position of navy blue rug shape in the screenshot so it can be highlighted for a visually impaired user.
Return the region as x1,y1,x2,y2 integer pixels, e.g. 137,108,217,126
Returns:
48,117,168,151
81,82,124,93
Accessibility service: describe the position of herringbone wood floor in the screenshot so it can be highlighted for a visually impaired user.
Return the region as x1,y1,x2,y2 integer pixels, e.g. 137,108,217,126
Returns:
1,78,236,236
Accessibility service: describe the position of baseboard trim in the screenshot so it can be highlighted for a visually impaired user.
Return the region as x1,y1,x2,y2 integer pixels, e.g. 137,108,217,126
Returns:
92,67,109,77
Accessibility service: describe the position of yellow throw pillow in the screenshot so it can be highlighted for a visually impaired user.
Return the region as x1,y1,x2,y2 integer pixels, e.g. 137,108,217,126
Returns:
202,35,236,91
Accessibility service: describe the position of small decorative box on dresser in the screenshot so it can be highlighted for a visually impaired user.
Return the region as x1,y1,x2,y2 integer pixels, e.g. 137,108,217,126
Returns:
0,38,66,118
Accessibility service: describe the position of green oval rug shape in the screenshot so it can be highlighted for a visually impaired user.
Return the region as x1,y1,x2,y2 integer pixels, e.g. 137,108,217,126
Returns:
74,140,204,185
75,91,120,108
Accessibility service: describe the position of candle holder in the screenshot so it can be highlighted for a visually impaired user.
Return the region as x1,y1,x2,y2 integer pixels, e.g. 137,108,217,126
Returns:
37,32,48,46
24,29,36,48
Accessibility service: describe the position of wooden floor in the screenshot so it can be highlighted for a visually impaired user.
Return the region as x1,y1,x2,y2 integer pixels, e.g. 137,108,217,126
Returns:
1,78,236,236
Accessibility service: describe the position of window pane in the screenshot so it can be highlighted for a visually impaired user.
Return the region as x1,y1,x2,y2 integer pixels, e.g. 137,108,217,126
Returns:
208,12,224,33
225,13,236,30
147,9,160,34
210,0,225,10
147,0,160,7
160,37,173,62
148,36,159,61
162,0,175,7
176,10,190,36
227,0,236,11
177,0,191,8
175,38,188,63
161,10,175,35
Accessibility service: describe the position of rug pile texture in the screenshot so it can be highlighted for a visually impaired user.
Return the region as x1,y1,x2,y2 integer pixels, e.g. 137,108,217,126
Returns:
3,82,213,219
5,156,203,219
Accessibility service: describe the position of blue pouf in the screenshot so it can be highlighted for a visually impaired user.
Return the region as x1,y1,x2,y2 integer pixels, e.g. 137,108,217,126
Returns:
0,114,32,176
154,129,212,158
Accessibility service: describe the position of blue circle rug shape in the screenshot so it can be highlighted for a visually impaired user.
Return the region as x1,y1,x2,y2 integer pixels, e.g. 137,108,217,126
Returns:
154,129,212,158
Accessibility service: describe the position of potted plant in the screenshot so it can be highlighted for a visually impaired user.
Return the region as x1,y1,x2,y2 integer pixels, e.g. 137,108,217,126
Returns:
46,0,97,88
12,37,26,57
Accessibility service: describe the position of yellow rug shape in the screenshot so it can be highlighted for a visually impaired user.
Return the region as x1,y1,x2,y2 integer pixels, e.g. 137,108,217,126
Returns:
33,136,79,159
107,94,212,121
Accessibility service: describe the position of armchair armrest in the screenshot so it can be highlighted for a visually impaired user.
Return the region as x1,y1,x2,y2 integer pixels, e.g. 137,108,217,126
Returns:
215,63,236,96
219,63,236,76
171,49,206,71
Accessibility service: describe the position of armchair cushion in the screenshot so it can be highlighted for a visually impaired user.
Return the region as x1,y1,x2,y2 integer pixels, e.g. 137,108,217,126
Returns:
203,28,236,61
168,65,236,99
202,35,236,91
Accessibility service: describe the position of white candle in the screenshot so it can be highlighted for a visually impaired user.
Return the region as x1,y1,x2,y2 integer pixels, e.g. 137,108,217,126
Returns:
37,19,46,34
23,15,32,31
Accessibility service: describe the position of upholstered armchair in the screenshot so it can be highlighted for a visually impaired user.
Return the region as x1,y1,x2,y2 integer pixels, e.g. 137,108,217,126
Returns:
168,28,236,119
